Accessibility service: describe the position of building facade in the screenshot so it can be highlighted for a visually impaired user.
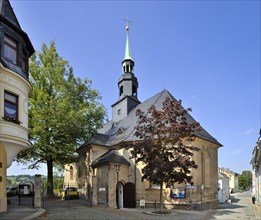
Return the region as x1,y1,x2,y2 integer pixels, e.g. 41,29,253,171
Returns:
251,129,261,206
218,167,230,203
0,0,34,213
64,25,222,210
220,168,239,193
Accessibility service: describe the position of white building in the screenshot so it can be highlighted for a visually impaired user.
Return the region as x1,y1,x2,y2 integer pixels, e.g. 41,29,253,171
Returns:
0,0,34,213
218,168,230,203
250,129,261,206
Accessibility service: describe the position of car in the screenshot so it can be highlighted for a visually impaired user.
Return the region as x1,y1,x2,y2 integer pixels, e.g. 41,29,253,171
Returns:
6,187,18,197
61,187,79,200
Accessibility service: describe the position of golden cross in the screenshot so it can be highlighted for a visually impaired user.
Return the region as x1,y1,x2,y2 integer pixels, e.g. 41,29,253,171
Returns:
123,17,132,31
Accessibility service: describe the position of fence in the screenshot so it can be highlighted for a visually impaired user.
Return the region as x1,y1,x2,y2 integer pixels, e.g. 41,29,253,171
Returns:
41,182,90,209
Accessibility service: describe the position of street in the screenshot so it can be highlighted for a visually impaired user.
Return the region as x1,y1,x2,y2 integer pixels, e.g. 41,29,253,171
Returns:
211,191,260,220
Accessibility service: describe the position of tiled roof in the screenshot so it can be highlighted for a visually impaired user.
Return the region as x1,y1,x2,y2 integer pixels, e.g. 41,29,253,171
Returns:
0,0,21,29
91,150,130,168
80,89,222,151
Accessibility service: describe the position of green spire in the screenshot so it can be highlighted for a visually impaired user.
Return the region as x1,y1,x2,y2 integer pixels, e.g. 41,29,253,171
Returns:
124,25,133,60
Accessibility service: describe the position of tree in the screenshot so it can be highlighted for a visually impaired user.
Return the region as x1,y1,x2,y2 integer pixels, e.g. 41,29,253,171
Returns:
239,170,252,190
128,97,201,212
16,41,106,196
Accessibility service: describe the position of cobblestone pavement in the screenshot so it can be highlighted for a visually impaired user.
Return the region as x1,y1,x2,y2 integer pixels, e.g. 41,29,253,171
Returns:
34,206,213,220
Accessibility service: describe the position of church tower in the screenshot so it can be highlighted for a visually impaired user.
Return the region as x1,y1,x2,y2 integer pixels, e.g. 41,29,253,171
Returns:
111,25,140,122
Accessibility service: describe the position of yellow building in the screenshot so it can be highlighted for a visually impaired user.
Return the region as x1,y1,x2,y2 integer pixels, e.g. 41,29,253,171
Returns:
0,0,34,213
64,25,222,210
221,168,239,193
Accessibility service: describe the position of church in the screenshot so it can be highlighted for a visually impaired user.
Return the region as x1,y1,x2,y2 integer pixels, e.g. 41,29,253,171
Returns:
64,25,222,210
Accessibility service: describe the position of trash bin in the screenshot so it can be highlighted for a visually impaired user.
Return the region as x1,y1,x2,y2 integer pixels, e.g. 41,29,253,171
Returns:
252,196,256,204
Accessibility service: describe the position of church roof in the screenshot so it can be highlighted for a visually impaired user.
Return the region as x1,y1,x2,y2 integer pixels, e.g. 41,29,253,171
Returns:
79,89,222,151
91,150,130,168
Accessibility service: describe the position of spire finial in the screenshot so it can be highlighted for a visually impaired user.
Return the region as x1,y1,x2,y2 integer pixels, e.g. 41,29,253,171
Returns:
123,18,133,61
124,17,131,31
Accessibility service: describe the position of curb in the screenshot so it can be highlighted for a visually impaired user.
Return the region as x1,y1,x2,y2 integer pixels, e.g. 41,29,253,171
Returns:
21,208,46,220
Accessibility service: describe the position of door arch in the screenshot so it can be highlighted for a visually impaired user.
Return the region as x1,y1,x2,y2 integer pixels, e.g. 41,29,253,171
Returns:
123,182,135,208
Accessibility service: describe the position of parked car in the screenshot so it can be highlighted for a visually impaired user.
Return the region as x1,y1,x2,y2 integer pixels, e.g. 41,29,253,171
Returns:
61,187,79,200
6,187,18,197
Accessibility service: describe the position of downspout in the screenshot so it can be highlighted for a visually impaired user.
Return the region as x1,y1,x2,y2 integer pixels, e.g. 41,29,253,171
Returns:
134,155,137,207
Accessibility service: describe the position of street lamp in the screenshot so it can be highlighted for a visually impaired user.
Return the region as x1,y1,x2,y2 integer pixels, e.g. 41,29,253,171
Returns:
115,164,121,209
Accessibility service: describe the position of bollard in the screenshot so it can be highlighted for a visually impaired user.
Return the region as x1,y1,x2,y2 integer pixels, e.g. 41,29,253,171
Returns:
252,196,256,204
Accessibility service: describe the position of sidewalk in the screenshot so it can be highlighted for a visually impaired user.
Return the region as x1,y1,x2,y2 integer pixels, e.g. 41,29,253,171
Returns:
252,203,261,219
0,205,212,220
0,205,45,220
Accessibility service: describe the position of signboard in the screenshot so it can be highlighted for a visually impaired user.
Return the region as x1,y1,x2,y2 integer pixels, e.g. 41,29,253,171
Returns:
170,188,186,199
99,188,106,192
140,199,145,208
24,186,29,195
187,185,194,190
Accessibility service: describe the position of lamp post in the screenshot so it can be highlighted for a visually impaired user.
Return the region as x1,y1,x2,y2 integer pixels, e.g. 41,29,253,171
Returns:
115,164,121,209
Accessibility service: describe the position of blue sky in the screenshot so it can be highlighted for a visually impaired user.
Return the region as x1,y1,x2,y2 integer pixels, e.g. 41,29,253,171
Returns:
7,0,260,176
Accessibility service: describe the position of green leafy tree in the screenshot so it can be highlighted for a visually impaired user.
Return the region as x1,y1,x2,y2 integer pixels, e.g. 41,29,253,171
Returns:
16,41,106,196
239,170,252,190
128,97,201,212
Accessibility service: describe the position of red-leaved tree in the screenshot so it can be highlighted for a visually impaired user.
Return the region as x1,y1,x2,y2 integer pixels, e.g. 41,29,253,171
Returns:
129,97,201,212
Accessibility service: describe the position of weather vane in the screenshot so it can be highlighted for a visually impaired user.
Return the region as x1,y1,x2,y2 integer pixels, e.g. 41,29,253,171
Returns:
123,17,132,31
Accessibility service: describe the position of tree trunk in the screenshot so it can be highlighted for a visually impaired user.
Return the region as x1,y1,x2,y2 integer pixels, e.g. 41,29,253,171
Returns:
159,181,163,212
47,159,54,197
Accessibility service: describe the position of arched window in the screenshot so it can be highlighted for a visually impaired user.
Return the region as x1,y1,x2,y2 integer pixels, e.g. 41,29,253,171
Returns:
120,86,123,96
70,166,73,180
132,86,137,96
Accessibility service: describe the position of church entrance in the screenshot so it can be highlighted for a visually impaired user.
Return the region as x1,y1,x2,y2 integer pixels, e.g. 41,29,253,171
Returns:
123,182,136,208
116,182,123,208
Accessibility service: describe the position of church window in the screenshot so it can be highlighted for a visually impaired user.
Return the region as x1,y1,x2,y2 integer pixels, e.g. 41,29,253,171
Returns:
70,166,73,180
132,86,137,96
120,86,123,96
4,34,17,65
118,109,121,115
4,91,18,123
149,181,160,189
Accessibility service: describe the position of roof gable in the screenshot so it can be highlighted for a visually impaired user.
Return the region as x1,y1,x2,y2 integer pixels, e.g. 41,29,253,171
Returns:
81,89,222,149
0,0,21,29
91,150,130,168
